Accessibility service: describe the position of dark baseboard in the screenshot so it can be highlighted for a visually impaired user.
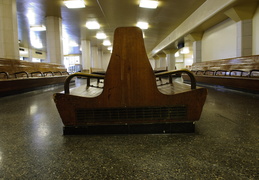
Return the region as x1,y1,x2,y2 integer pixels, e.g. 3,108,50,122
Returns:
63,122,195,135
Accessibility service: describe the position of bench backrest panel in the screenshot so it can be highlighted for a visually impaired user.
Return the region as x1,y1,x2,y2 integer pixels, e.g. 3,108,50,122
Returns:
100,27,159,107
0,58,67,78
191,56,259,73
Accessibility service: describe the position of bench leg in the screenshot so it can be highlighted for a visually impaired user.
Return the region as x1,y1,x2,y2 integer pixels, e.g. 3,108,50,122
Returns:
86,77,90,88
169,75,172,84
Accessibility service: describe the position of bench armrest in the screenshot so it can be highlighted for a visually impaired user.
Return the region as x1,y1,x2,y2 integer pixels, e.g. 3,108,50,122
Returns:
64,72,105,94
204,70,215,75
14,71,29,78
249,69,259,77
229,70,245,76
43,71,54,76
61,71,70,75
54,71,63,76
215,70,228,76
195,70,205,75
0,71,10,79
155,70,196,89
31,71,44,77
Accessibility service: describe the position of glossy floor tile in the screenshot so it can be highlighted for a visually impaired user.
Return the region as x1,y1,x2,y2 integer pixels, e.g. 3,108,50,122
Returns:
0,79,258,179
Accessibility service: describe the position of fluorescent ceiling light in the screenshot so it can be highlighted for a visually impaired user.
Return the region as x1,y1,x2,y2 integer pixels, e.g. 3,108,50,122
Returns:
175,51,180,57
26,9,36,25
180,47,190,54
30,31,43,49
108,46,113,53
96,32,107,39
69,41,79,47
107,46,112,51
30,25,46,31
86,21,100,29
64,0,85,8
139,0,158,9
137,22,149,29
103,40,111,46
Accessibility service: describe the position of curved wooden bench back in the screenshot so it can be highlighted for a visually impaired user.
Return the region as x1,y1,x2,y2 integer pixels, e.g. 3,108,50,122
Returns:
100,27,159,107
54,27,207,128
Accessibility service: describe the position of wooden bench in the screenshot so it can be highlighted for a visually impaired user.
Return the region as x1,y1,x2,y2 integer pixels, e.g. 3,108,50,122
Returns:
53,27,207,135
182,56,259,92
153,67,168,73
0,59,69,78
0,59,69,96
90,67,105,75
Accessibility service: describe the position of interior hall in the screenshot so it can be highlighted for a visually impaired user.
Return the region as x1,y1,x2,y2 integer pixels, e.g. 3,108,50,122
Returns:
0,0,258,179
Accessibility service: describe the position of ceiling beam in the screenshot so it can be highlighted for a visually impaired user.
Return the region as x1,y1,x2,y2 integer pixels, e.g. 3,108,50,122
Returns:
224,2,258,22
148,0,239,57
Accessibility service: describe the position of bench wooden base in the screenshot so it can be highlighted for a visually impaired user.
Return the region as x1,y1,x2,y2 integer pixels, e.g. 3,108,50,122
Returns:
63,122,195,135
0,76,67,96
183,74,259,92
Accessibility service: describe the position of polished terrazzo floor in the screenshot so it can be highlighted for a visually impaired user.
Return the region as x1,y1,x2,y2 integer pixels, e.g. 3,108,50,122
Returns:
0,79,258,179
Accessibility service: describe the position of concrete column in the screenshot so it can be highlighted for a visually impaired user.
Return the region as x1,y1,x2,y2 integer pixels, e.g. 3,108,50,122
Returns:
45,16,63,64
189,32,203,63
81,40,91,71
149,57,155,69
0,0,19,59
193,41,202,63
28,48,33,62
153,56,160,69
102,52,111,70
163,49,177,71
91,46,98,68
236,19,252,57
97,49,103,68
224,3,257,57
157,53,167,68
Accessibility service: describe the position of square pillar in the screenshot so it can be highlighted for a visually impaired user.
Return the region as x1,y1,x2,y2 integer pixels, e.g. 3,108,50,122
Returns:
45,16,63,64
0,0,19,59
236,19,252,57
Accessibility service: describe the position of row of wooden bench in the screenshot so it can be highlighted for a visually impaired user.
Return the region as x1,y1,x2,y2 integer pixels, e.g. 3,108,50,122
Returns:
194,69,259,77
0,58,68,79
182,55,259,92
0,58,69,96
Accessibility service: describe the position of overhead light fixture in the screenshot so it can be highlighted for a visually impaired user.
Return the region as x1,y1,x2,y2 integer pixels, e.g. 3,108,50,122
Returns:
142,32,145,38
180,47,190,54
86,21,100,29
96,32,107,39
174,51,180,57
30,31,43,49
108,46,113,53
139,0,158,9
30,25,46,31
103,40,111,46
26,9,36,25
64,0,86,9
69,41,79,47
136,22,149,29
